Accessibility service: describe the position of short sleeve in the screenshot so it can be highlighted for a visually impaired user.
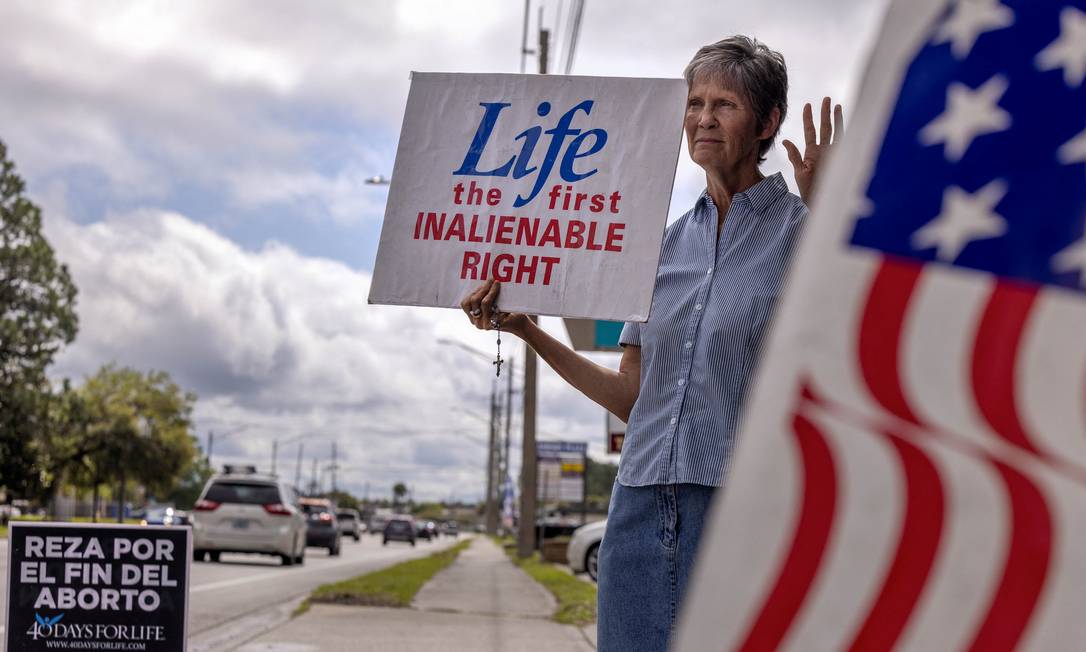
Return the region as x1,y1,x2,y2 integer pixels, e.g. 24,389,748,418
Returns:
619,320,641,347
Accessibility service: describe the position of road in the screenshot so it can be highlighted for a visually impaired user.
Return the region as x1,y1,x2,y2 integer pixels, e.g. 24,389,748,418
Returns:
0,531,465,643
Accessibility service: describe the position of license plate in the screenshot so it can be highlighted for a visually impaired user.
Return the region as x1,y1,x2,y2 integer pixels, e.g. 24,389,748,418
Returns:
233,519,249,529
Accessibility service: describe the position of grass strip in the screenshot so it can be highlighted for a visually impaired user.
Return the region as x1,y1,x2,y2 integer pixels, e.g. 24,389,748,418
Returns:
309,539,472,608
496,536,597,626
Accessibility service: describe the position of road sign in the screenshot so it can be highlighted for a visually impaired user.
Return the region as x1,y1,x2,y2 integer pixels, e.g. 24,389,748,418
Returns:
563,318,624,351
537,441,588,502
5,522,190,652
607,411,625,454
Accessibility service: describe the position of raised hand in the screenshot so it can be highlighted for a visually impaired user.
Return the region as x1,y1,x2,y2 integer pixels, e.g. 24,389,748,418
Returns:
783,97,843,205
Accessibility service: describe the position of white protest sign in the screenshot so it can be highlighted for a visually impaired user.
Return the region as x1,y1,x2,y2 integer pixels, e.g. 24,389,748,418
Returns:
677,0,1086,650
368,73,687,321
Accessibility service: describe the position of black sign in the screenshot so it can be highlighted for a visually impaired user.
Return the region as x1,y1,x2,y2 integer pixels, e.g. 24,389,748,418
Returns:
4,523,190,652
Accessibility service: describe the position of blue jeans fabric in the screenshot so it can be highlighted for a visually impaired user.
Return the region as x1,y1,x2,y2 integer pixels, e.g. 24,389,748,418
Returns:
597,482,717,652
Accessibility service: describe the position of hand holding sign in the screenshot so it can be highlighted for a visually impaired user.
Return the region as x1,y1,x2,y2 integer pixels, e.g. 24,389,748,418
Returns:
461,280,526,335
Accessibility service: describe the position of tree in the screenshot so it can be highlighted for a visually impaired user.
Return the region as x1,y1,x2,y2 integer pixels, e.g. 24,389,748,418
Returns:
325,489,360,511
392,482,408,507
78,365,198,521
585,457,618,509
165,454,214,511
0,139,79,499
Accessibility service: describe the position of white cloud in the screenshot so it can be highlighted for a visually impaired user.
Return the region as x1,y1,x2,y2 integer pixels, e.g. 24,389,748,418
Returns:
45,207,610,501
0,0,889,230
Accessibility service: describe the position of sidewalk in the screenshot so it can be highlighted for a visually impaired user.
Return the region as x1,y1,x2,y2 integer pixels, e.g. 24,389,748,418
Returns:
236,536,597,652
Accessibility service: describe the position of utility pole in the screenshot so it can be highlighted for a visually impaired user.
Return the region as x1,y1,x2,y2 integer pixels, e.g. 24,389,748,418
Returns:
332,442,338,493
517,5,548,557
206,431,215,467
310,458,318,495
538,11,549,75
485,379,499,534
294,442,304,489
271,440,278,476
518,318,540,558
501,357,514,491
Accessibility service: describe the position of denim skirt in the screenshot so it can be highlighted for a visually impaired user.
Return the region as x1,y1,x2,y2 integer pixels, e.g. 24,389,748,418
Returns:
597,482,717,652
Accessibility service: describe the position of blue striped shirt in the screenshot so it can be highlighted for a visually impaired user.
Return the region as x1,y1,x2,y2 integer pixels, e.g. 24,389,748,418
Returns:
618,172,806,487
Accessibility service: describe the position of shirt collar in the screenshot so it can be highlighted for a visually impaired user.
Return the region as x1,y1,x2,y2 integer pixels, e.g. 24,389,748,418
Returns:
693,172,789,221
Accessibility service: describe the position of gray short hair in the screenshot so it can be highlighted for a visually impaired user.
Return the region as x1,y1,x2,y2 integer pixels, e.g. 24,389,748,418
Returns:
683,35,789,163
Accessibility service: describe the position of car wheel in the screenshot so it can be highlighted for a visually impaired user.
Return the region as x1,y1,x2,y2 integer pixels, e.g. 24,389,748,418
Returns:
586,544,600,583
280,553,294,566
411,540,416,547
354,534,360,542
193,549,205,562
209,551,221,563
383,539,388,546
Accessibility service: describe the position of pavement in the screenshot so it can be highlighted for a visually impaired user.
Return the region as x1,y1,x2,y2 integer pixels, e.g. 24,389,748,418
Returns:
236,536,597,652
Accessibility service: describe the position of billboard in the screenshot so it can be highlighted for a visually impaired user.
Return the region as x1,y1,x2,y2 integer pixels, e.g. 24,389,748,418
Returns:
537,441,588,503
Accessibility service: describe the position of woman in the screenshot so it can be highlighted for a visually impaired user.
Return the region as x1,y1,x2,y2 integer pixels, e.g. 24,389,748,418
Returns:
462,35,842,651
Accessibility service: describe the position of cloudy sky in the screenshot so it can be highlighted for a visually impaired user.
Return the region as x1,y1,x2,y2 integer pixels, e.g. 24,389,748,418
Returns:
2,0,891,502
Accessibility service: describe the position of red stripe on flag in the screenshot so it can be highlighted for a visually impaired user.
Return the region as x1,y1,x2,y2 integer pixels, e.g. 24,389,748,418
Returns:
971,283,1043,456
847,432,945,652
738,408,838,652
859,258,924,425
966,460,1053,652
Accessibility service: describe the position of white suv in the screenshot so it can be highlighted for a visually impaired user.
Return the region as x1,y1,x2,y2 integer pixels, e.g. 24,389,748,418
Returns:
191,472,307,566
567,519,606,582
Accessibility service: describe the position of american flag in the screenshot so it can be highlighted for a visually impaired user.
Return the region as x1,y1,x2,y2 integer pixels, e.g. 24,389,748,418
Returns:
676,0,1086,650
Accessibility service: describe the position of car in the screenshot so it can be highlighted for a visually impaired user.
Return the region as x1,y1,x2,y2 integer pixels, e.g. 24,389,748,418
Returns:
191,470,307,566
368,513,388,535
416,519,437,541
383,517,417,546
442,521,459,537
299,497,342,555
567,519,607,582
336,508,362,541
141,506,189,527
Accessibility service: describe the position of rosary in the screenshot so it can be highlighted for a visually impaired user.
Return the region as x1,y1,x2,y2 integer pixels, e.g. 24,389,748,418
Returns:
490,306,504,378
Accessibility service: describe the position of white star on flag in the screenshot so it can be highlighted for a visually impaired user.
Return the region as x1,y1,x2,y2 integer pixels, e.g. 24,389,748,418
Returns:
911,179,1008,261
1036,6,1086,87
1053,228,1086,286
1058,128,1086,175
932,0,1015,59
919,75,1011,161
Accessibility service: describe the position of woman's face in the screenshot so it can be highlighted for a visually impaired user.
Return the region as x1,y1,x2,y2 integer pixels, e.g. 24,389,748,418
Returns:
684,75,767,175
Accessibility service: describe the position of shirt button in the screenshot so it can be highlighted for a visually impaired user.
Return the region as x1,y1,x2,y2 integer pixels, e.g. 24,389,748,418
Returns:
694,303,703,311
684,341,692,349
669,417,677,425
677,379,686,386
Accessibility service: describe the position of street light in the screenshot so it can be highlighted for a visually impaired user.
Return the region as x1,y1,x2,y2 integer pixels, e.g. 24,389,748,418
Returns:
205,424,250,469
271,433,310,480
437,338,514,535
